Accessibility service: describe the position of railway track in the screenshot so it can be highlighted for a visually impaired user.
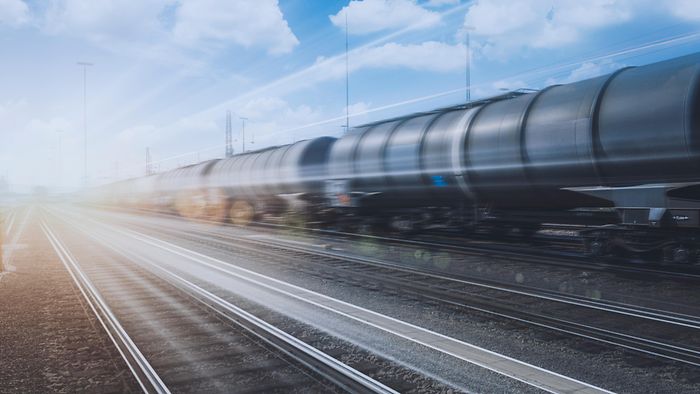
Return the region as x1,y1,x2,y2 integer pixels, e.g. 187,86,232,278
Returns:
40,211,398,393
252,221,700,279
56,204,700,390
87,205,700,320
120,216,700,369
78,207,700,367
96,204,700,280
49,204,617,393
41,222,168,393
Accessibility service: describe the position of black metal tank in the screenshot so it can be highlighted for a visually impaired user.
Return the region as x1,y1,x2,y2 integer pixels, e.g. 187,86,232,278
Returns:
206,137,336,199
328,52,700,209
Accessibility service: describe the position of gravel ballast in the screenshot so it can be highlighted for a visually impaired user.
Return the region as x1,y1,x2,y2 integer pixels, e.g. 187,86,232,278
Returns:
0,207,139,393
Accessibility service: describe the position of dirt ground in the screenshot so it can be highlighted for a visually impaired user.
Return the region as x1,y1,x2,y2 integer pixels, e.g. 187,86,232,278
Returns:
0,208,138,393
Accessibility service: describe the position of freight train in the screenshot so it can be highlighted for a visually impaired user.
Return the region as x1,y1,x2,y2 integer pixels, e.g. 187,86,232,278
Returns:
90,53,700,264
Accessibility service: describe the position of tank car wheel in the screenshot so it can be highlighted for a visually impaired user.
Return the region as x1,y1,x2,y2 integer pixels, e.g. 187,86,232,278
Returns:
190,195,208,220
204,188,229,223
357,223,377,235
390,215,417,234
230,200,255,226
584,238,608,258
663,245,694,264
174,190,201,219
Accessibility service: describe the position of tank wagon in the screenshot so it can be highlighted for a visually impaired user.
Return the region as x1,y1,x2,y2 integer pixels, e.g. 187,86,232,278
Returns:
206,137,335,224
327,53,700,262
157,159,222,220
91,52,700,263
92,138,337,222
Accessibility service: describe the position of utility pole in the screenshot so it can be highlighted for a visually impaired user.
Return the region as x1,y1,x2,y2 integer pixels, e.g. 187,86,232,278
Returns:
240,117,248,152
464,26,474,103
345,10,350,133
225,110,233,157
77,61,93,186
56,130,63,189
146,147,152,175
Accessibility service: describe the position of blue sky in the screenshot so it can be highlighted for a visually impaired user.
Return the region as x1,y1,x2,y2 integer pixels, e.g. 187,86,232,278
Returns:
1,0,700,191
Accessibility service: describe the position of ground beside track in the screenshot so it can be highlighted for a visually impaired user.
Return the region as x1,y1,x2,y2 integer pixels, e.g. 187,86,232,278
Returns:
0,206,139,393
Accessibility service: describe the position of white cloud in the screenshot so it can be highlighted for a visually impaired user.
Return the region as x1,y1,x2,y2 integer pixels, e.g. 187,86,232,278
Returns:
173,0,299,55
115,124,159,145
425,0,460,7
347,101,371,116
40,0,210,71
42,0,299,58
330,0,441,35
465,0,633,59
0,98,28,130
0,0,29,26
238,97,288,119
356,41,465,71
492,79,528,91
469,78,528,98
545,59,625,85
108,117,221,177
0,114,80,190
108,96,327,177
346,101,373,125
314,41,466,82
44,0,171,42
236,96,325,143
667,0,700,21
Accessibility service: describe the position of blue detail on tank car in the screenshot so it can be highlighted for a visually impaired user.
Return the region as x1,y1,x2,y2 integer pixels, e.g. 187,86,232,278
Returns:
432,175,447,187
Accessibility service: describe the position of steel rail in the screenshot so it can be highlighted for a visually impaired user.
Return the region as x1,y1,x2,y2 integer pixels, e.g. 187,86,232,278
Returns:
55,209,398,394
52,208,612,394
96,209,700,330
120,220,700,368
89,204,700,280
41,220,170,394
55,206,700,371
